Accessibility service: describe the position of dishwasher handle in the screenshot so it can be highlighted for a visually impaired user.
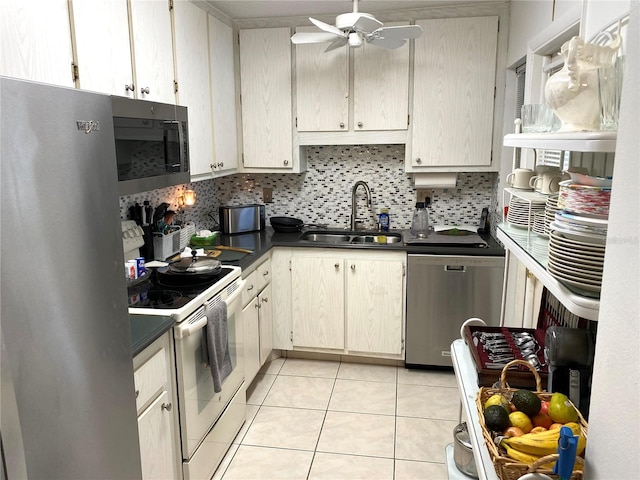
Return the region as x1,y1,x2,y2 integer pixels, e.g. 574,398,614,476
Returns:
444,265,466,272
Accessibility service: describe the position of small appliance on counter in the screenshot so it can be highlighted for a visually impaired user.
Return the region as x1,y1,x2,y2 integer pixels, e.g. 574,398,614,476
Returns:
219,204,265,234
545,326,595,418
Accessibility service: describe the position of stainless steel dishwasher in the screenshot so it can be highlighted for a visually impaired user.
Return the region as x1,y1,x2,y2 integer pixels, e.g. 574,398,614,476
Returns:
405,254,505,368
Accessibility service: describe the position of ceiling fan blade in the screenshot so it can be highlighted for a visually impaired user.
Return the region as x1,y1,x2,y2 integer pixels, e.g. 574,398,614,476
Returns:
309,17,347,38
324,37,348,52
291,32,340,44
353,14,383,34
367,37,407,49
371,25,424,40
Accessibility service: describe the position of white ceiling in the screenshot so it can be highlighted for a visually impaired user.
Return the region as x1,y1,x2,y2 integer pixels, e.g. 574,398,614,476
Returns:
203,1,482,20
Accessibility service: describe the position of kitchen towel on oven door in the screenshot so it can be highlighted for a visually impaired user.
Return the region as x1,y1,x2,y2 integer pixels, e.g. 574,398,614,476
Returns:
202,302,233,393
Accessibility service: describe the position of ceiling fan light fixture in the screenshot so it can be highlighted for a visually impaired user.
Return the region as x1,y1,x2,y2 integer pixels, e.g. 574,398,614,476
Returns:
348,32,363,48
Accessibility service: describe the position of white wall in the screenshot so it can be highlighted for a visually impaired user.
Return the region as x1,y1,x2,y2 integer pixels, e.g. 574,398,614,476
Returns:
507,0,582,66
583,0,631,39
585,2,639,477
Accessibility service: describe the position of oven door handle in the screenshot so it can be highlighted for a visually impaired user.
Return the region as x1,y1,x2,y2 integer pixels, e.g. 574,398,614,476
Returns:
174,279,246,339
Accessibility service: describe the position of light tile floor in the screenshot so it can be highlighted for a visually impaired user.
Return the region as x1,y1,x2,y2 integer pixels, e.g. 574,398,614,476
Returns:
213,357,462,480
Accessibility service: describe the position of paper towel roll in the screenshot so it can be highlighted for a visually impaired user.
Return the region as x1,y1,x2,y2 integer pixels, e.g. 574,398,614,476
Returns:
413,173,457,188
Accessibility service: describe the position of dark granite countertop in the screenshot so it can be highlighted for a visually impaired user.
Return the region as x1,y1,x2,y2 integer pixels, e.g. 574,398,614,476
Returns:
216,227,504,273
130,314,175,357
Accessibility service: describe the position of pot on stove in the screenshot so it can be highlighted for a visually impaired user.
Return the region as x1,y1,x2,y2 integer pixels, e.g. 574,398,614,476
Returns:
156,251,222,285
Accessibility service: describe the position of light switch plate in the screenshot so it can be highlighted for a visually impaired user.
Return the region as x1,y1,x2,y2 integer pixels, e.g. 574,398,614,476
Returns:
263,187,273,203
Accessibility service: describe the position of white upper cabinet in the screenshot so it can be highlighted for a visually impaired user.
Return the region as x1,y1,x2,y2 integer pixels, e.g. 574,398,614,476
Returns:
0,0,75,87
295,22,410,137
239,27,295,170
71,0,134,97
409,16,498,169
353,22,411,131
295,26,349,132
173,0,214,178
208,15,239,176
129,0,175,103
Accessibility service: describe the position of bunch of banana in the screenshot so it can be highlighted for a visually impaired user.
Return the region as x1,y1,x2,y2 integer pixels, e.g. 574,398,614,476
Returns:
502,422,586,458
501,442,557,468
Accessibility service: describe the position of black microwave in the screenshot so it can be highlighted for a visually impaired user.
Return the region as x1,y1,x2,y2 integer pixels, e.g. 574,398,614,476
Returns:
112,97,190,196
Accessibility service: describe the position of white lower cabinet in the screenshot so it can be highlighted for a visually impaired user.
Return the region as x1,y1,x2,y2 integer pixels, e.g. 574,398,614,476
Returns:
133,332,180,480
243,256,273,386
284,249,406,359
345,258,405,355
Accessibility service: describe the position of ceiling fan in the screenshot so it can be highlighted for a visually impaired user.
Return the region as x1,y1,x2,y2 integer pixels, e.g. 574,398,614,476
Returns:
290,0,423,52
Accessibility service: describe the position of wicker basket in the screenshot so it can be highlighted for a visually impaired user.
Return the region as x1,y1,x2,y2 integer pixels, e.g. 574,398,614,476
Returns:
476,359,588,480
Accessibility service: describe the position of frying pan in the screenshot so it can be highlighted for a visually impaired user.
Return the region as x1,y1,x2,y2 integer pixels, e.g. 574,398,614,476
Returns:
270,216,304,233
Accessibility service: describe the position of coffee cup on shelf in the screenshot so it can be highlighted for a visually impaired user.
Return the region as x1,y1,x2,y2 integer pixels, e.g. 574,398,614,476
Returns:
530,172,562,195
506,168,535,190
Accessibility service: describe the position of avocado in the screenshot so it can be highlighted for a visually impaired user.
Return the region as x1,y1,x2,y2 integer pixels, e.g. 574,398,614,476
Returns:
512,389,542,416
484,405,511,431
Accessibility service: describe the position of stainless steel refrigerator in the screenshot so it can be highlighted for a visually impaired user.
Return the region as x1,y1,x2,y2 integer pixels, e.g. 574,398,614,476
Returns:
1,77,142,478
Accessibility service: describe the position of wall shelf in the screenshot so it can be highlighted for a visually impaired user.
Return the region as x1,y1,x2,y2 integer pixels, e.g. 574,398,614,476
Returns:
504,131,616,152
497,223,600,321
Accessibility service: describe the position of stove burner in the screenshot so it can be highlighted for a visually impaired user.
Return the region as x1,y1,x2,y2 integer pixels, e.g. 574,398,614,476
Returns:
146,290,183,307
128,266,236,311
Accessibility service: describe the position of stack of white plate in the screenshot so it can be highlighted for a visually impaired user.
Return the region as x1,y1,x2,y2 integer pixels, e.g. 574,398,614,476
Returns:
547,221,607,297
507,196,546,229
533,212,546,236
543,194,561,236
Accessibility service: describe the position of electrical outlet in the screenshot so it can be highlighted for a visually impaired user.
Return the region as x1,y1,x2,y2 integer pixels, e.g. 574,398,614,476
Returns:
416,189,433,205
263,187,273,203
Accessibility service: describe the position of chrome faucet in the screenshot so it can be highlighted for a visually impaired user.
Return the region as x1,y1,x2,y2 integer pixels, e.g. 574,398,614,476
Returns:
350,181,372,230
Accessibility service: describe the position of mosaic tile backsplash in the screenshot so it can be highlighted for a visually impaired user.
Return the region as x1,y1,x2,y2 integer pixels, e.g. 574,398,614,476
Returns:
120,145,499,233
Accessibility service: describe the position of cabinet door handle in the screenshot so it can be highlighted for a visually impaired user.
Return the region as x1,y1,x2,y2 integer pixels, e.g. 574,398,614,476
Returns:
125,84,135,92
415,158,422,164
210,163,215,169
161,402,172,411
247,284,254,291
339,122,345,129
334,263,340,270
351,264,356,271
283,159,289,166
135,389,140,398
218,162,224,168
357,122,363,128
261,297,269,303
263,270,269,276
140,86,150,95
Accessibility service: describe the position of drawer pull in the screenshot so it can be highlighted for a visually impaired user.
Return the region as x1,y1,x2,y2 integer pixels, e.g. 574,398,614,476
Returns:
262,297,269,303
135,389,140,398
161,402,172,411
263,270,269,276
248,284,254,291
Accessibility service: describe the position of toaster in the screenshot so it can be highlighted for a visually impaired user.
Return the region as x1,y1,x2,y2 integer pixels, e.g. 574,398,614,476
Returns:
219,204,265,234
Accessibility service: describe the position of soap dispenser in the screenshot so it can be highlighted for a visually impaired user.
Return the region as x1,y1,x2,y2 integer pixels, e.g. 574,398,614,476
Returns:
410,202,429,238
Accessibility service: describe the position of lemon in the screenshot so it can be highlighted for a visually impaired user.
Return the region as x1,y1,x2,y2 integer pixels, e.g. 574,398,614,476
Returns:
509,411,533,433
484,394,511,413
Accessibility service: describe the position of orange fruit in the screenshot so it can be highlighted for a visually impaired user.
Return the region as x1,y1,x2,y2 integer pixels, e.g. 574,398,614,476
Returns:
509,411,533,433
532,413,553,429
530,426,548,434
549,423,563,430
503,426,525,437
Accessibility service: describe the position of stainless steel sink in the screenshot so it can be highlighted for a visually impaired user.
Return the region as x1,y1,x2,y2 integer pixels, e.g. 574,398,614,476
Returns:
299,230,402,245
300,233,351,243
